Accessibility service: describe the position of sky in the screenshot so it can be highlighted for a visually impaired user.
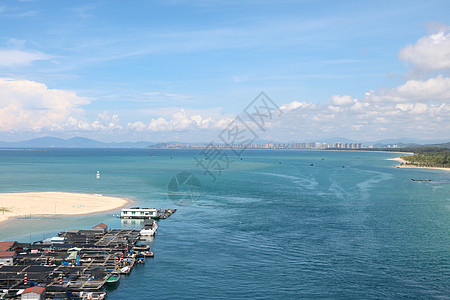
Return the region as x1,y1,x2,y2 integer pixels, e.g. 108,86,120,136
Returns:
0,0,450,143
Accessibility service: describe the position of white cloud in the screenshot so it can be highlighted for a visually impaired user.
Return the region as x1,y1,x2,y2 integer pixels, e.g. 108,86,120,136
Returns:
0,76,447,141
0,78,89,132
399,26,450,73
280,101,315,111
394,75,450,101
330,95,355,106
127,121,146,132
143,92,192,101
273,89,450,141
365,75,450,103
127,109,233,132
2,26,450,142
0,50,52,67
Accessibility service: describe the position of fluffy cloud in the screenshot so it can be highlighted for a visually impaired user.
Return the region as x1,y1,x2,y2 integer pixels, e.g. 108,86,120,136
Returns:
275,97,450,140
399,26,450,72
280,101,316,111
366,75,450,103
0,50,51,67
2,26,450,142
330,95,356,106
127,109,232,132
0,78,89,132
0,78,236,136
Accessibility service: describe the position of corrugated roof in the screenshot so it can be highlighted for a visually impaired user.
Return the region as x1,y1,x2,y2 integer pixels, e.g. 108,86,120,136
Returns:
0,251,15,257
23,286,46,294
92,223,108,229
0,241,15,252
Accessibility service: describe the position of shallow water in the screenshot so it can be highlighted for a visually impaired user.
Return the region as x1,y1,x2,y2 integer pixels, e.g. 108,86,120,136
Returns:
0,149,449,299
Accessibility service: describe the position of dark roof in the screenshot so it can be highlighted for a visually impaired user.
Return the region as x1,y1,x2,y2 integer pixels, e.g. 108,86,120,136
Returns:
0,241,15,252
0,273,22,281
0,265,26,272
26,265,57,273
26,272,52,281
16,253,42,258
0,251,15,257
23,286,46,294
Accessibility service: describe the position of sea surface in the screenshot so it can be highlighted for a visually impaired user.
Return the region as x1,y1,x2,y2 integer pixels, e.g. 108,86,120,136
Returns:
0,149,449,299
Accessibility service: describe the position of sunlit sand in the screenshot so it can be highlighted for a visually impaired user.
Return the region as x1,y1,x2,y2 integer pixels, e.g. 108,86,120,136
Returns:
386,157,450,172
0,192,129,224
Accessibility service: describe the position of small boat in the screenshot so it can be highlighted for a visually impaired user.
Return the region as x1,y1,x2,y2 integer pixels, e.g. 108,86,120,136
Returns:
133,244,150,251
137,257,145,263
120,266,131,274
411,179,431,181
136,252,145,264
142,251,154,258
105,272,120,285
79,291,106,299
96,171,100,179
139,219,158,236
136,253,145,264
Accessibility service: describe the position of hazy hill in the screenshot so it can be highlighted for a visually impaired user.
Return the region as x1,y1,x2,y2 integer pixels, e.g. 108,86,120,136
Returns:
0,137,151,148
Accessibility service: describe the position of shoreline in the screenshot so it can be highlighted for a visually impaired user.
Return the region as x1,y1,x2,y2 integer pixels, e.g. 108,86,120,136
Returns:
386,157,450,172
0,192,130,225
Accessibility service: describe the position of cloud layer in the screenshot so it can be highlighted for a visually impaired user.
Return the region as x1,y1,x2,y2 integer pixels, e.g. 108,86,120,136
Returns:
275,26,450,141
0,78,89,132
0,26,449,142
0,50,51,67
399,26,450,73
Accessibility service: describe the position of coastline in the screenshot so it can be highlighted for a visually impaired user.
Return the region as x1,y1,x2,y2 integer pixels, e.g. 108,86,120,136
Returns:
0,192,130,225
386,157,450,172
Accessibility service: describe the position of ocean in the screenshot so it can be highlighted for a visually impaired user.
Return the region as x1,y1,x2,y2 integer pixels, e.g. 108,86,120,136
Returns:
0,149,449,299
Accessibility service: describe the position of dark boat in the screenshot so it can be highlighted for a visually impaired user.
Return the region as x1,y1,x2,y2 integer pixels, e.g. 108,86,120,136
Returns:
136,253,145,263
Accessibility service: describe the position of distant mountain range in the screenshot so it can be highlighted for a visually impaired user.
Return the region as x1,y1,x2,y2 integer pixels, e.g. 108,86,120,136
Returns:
0,137,152,148
0,136,448,149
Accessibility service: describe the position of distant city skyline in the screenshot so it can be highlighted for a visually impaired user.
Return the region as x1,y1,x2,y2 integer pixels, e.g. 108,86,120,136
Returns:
0,135,429,149
0,1,449,142
158,141,387,150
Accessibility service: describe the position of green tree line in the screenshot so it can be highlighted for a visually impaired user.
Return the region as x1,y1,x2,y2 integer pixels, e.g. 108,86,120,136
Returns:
401,150,450,168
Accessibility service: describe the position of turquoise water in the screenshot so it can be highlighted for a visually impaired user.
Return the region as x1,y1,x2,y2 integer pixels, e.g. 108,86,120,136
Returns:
0,149,449,299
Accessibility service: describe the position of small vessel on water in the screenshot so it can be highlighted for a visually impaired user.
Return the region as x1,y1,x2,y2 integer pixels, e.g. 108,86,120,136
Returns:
136,253,146,263
139,219,158,236
105,272,120,285
142,251,154,257
133,244,150,251
120,266,131,274
79,291,106,299
411,179,431,181
96,171,100,179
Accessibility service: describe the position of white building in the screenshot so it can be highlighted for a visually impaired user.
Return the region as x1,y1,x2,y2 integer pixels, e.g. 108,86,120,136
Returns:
121,207,157,219
21,286,46,300
0,251,15,266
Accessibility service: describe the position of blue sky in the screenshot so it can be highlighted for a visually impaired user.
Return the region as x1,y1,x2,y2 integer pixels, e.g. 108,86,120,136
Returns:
0,0,450,142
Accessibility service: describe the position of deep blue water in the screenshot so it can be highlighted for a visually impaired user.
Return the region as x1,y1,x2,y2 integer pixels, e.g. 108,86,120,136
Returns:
0,149,449,299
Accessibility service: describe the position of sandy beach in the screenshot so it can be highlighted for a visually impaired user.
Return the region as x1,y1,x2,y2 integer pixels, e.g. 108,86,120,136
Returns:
0,192,129,224
386,157,450,172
